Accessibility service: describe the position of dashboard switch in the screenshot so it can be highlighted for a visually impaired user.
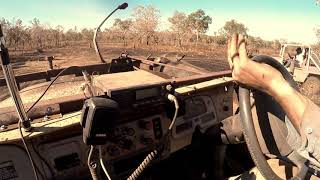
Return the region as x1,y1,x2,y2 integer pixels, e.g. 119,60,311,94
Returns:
152,118,163,139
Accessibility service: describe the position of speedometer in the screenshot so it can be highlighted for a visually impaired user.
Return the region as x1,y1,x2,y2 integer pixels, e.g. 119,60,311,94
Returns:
183,97,207,119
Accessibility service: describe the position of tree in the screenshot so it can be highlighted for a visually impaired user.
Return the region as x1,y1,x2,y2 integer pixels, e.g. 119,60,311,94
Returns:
29,18,45,48
186,9,212,46
168,11,188,47
0,18,10,33
220,19,248,37
132,5,160,45
316,26,320,44
214,35,227,45
273,40,281,49
247,36,267,49
54,25,64,47
6,19,22,48
113,18,132,46
81,28,94,48
65,28,82,42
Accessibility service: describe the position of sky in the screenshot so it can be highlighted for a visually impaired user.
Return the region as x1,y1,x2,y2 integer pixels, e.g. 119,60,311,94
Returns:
1,0,320,44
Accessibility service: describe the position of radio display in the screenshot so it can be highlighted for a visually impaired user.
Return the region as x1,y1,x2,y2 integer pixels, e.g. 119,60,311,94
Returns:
135,87,160,100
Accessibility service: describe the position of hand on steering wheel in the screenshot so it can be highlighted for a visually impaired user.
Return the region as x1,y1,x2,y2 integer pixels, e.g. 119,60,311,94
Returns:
227,34,285,96
227,34,309,180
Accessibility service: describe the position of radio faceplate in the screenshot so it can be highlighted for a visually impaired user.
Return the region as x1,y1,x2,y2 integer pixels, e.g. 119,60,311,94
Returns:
108,85,166,109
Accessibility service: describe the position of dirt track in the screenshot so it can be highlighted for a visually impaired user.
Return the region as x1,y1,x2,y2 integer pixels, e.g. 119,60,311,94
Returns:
4,43,230,76
0,43,230,101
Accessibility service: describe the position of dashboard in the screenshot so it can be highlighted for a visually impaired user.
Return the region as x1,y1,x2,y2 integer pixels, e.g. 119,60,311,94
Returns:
0,76,233,180
170,85,233,153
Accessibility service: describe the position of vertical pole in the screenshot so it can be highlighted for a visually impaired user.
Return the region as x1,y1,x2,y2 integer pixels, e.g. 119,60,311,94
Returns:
46,56,53,70
0,24,31,131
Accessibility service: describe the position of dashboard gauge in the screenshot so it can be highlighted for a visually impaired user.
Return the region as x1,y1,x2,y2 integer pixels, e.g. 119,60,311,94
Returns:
183,97,207,119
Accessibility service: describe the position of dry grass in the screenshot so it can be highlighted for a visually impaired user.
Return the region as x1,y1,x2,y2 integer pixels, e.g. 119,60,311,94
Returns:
3,42,279,76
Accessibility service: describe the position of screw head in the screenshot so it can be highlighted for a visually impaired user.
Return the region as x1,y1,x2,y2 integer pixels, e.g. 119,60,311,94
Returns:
306,127,313,134
0,125,7,130
43,115,49,121
166,84,173,91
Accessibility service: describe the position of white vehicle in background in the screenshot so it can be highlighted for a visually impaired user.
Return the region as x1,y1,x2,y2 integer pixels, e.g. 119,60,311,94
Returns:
274,43,320,103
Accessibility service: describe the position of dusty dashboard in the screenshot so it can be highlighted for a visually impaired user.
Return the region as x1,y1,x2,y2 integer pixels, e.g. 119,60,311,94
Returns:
170,78,233,152
0,70,233,180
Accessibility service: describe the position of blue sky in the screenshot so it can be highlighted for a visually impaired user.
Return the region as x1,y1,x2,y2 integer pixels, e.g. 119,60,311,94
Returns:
1,0,320,44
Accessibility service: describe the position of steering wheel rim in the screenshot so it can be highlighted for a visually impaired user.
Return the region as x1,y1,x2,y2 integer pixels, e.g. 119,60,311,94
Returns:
238,55,302,180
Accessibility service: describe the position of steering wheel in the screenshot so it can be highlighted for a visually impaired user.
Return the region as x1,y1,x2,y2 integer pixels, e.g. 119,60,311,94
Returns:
238,55,306,179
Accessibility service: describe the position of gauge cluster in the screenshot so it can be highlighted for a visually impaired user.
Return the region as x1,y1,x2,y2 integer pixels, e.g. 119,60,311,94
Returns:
170,84,233,152
172,95,216,138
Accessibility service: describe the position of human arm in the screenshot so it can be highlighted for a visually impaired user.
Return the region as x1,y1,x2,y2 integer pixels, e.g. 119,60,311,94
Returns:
228,34,320,166
227,34,307,132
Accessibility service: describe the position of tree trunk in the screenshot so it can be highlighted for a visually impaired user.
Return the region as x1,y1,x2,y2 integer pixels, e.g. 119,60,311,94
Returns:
178,35,182,48
196,30,199,47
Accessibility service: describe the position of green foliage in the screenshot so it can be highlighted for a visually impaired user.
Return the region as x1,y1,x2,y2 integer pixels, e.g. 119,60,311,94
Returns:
113,19,132,32
168,11,188,34
112,19,133,45
220,19,248,37
167,9,212,46
186,9,212,34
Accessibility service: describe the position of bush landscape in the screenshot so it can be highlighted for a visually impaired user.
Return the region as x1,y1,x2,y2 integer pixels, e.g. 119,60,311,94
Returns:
0,4,319,76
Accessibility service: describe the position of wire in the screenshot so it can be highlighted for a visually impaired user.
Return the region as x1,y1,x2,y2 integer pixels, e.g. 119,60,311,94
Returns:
167,94,179,131
18,122,39,180
127,94,179,180
88,145,99,180
30,139,55,180
127,150,158,180
99,146,112,180
26,66,83,114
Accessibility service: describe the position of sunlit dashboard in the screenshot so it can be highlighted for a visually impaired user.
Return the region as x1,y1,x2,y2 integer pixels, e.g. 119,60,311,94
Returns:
170,86,233,153
0,75,233,180
173,96,215,137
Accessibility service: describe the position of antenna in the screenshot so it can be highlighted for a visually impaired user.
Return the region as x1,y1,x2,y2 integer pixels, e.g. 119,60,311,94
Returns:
93,2,128,63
